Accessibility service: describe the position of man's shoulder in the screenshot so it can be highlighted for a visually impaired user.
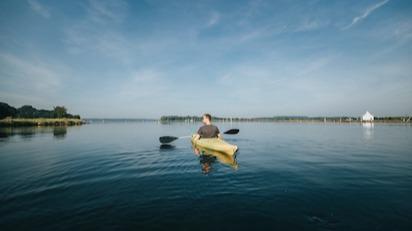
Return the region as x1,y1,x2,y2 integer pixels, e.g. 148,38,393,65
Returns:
197,125,207,132
209,124,219,131
199,124,219,130
199,125,208,129
206,124,218,128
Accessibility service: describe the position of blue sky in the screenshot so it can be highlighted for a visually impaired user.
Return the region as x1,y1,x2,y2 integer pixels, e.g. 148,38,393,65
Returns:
0,0,411,118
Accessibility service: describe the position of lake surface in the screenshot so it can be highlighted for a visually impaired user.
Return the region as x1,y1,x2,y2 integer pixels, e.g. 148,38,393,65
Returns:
1,122,411,230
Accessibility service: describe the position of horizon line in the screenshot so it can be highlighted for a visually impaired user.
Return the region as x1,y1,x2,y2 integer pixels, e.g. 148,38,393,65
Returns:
85,114,412,120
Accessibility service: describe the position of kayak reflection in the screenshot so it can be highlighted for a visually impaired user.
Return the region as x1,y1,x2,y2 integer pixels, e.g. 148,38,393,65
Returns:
192,145,238,174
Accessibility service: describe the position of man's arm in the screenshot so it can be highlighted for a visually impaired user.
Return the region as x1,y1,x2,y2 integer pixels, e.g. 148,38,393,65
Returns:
195,126,203,140
193,133,200,140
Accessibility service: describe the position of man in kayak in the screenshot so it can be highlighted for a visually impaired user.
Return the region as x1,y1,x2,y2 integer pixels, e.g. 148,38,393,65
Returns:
193,113,221,140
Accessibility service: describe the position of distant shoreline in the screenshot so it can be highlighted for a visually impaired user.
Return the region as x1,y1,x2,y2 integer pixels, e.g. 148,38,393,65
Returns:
2,117,410,127
0,102,83,127
0,118,85,127
159,116,412,124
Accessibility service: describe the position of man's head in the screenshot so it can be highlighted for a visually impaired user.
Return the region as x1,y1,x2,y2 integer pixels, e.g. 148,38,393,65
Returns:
202,113,212,125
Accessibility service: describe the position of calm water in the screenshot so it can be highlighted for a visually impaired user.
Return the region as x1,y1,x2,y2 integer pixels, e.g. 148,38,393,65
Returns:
0,122,411,230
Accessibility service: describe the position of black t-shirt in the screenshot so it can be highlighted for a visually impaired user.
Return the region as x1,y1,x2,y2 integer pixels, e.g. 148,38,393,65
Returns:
197,125,220,138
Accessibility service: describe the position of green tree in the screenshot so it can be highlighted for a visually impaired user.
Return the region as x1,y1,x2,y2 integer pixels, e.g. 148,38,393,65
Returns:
53,106,67,118
17,105,38,118
38,109,54,118
0,102,17,119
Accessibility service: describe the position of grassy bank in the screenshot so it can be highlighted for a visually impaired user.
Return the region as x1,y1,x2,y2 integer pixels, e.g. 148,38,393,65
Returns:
0,118,85,127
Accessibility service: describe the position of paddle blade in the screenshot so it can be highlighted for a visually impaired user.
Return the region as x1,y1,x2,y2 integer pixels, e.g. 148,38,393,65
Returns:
159,136,178,144
224,129,239,135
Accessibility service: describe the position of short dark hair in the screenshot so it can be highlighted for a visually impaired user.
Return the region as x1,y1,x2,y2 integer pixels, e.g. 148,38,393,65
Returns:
203,113,212,121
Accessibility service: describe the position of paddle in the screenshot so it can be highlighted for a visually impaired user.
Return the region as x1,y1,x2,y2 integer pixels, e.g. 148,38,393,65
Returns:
224,128,239,134
159,129,239,144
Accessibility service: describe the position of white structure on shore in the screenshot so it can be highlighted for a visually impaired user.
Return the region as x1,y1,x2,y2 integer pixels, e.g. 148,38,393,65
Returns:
362,111,374,122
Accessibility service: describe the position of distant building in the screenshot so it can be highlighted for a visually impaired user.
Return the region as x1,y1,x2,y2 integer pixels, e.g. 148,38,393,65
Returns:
362,111,374,122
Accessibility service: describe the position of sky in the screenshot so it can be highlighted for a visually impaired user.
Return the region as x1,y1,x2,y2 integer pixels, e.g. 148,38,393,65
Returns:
0,0,411,118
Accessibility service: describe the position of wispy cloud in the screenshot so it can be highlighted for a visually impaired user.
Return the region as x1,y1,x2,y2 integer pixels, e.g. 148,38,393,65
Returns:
87,0,128,23
119,69,169,98
2,0,411,117
64,26,134,64
207,11,220,27
295,56,335,77
294,19,326,32
342,0,390,30
0,53,65,106
63,0,135,64
0,53,60,90
27,0,50,18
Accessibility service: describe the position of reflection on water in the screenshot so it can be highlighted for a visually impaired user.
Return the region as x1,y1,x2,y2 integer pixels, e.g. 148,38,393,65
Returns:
0,122,411,231
53,127,67,139
362,122,374,140
159,144,175,150
193,145,238,174
0,126,68,140
199,154,216,174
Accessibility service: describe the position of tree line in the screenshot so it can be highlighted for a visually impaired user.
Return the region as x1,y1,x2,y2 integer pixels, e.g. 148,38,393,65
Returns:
160,115,411,123
0,102,81,119
160,115,321,122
